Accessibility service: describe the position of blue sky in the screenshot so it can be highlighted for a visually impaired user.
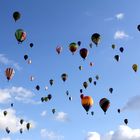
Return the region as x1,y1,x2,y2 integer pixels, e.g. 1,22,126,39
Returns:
0,0,140,140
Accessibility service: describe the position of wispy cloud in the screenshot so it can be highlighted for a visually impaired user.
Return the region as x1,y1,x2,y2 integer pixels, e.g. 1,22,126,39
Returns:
85,125,140,140
121,95,140,112
115,13,124,20
54,112,69,122
0,137,11,140
0,86,38,104
41,110,47,117
40,129,64,140
114,31,129,39
0,108,35,133
104,12,124,21
0,54,21,70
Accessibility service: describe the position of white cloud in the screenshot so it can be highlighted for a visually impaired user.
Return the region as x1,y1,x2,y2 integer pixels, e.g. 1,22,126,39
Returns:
0,108,35,133
0,54,21,70
121,95,140,112
114,31,129,39
0,86,36,104
54,112,69,122
0,137,11,140
40,129,64,140
41,111,47,117
85,132,100,140
115,13,124,20
85,125,140,140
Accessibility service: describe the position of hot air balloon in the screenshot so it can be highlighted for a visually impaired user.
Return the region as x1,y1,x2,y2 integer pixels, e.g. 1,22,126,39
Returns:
77,41,81,46
119,47,124,53
109,88,113,94
80,48,89,60
52,108,56,114
93,81,97,86
28,59,32,64
83,82,88,89
112,44,116,49
3,111,7,116
5,127,10,134
69,96,72,101
13,11,21,22
88,77,92,83
30,43,34,48
80,94,94,114
91,33,100,46
30,76,35,81
61,73,68,82
45,86,48,90
137,24,140,31
79,65,82,70
90,62,93,67
15,29,26,43
117,109,120,113
5,68,15,81
49,79,54,86
20,119,24,125
91,111,94,116
24,54,28,60
11,103,13,107
80,89,83,93
26,123,31,130
66,90,69,96
132,64,138,72
56,46,62,54
89,43,93,48
95,75,99,80
99,98,110,114
69,42,78,54
36,85,40,91
114,55,120,62
20,128,23,134
48,94,52,100
124,119,128,125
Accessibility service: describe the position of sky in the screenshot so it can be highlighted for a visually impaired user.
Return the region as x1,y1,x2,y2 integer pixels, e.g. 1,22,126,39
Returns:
0,0,140,140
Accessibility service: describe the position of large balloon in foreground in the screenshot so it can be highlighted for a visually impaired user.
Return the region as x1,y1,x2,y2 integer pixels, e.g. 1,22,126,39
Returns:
80,94,94,113
15,29,26,43
99,98,110,114
132,64,138,72
79,48,89,60
13,11,21,22
5,68,15,81
91,33,100,46
69,42,78,54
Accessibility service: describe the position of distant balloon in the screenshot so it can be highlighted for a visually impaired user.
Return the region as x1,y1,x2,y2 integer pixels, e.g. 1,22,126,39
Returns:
69,96,72,101
117,109,120,113
89,43,93,48
99,98,110,114
24,55,28,60
77,41,81,46
91,111,94,116
80,94,94,113
15,29,26,43
112,44,116,49
124,119,128,125
88,77,92,83
79,65,82,70
90,62,93,67
61,73,68,82
48,94,52,100
69,42,78,54
3,111,7,116
56,46,62,54
5,68,15,81
109,88,113,94
132,64,138,72
36,85,40,91
5,127,10,134
20,128,23,134
114,55,120,62
49,79,54,86
137,24,140,31
45,86,48,90
11,103,13,107
119,47,124,53
26,123,31,130
30,43,34,48
80,48,89,60
66,90,69,96
20,119,24,125
30,76,35,81
13,11,21,22
91,33,100,46
80,89,83,93
52,108,56,114
83,81,88,89
95,75,99,80
28,59,32,64
93,81,97,86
